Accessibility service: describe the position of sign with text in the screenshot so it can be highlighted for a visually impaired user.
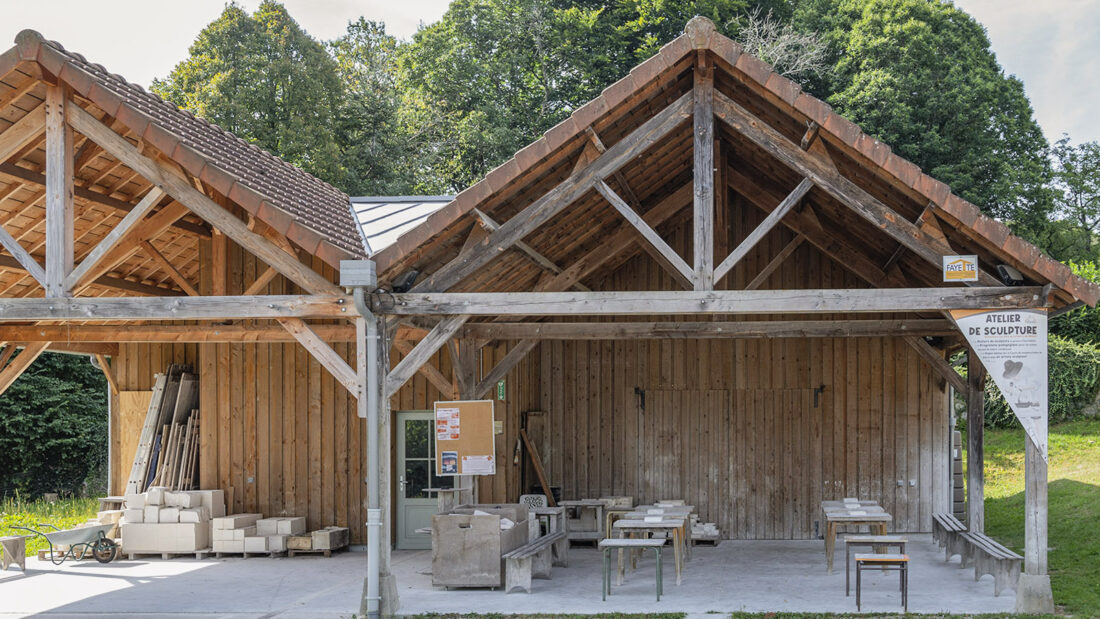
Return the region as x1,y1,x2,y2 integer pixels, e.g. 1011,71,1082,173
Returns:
943,255,979,282
950,308,1048,461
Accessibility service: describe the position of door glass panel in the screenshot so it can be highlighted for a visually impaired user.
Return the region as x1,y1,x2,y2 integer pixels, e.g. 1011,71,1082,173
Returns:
405,460,429,498
405,419,429,458
431,472,455,489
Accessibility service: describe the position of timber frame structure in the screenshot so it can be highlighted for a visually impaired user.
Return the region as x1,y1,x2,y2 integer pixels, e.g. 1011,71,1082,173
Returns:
0,18,1091,615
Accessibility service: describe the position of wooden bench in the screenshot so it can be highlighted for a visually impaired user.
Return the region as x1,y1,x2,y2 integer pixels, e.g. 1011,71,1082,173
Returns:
599,538,665,602
932,512,967,562
502,531,565,593
960,531,1022,596
855,553,908,612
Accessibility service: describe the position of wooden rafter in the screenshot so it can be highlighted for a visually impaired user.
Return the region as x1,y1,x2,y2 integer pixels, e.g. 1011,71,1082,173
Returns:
595,179,693,288
471,208,589,292
0,221,45,286
64,187,165,290
714,177,812,282
746,236,804,290
385,314,468,398
0,104,45,164
395,339,457,398
0,341,49,397
65,101,339,297
278,317,358,397
469,339,538,399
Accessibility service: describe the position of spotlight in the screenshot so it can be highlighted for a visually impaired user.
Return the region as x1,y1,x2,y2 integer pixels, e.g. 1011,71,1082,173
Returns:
996,264,1025,286
391,269,420,293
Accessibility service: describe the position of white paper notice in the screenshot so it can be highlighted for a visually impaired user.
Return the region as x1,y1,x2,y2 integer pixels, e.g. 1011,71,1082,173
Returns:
461,455,495,475
436,407,460,440
950,308,1048,461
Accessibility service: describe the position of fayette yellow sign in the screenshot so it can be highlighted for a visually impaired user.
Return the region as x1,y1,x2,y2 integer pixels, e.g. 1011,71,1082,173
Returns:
943,255,978,282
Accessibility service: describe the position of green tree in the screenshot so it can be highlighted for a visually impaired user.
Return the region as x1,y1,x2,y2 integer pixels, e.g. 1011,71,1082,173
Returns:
0,353,108,498
152,1,346,185
793,0,1053,238
1042,137,1100,262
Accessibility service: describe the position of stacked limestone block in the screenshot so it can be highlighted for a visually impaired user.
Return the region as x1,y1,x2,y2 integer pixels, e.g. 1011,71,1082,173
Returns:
120,488,225,554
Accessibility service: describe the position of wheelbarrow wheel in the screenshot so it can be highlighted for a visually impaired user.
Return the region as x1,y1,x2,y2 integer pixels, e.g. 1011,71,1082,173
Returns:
93,537,117,563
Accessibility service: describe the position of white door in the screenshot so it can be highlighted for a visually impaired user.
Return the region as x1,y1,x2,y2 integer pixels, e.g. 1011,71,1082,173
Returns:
396,410,453,550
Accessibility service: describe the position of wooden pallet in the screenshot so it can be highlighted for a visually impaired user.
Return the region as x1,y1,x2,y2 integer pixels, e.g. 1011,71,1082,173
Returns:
213,550,288,559
287,546,346,558
125,548,212,561
691,537,720,546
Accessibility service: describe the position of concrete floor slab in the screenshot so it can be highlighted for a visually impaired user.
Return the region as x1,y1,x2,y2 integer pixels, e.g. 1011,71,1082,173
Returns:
0,551,365,618
391,534,1017,615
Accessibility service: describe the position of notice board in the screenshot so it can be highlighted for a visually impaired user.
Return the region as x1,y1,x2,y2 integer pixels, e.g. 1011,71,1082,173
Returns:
434,400,496,476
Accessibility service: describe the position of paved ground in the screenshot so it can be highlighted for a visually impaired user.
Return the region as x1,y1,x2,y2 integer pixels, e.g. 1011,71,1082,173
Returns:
0,551,365,618
0,535,1017,616
391,534,1017,615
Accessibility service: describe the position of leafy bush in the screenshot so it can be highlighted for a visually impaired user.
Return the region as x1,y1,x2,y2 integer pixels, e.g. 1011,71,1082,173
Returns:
984,335,1100,428
1050,261,1100,345
0,352,108,498
0,495,100,554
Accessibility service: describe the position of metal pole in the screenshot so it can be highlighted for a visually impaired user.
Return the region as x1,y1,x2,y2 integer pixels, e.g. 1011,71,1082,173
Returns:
354,287,381,619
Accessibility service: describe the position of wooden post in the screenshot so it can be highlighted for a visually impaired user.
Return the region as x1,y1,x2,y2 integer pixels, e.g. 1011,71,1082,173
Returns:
44,84,73,297
693,51,715,291
1016,433,1055,612
966,350,986,532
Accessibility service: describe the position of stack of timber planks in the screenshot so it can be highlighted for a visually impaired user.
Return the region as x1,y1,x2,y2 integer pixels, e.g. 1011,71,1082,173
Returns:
126,365,200,494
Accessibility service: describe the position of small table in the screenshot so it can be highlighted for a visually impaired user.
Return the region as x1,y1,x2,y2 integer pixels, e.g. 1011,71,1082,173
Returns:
561,500,606,544
1,536,27,571
600,538,665,602
844,535,907,595
614,519,685,586
855,553,909,612
621,509,693,560
822,501,892,573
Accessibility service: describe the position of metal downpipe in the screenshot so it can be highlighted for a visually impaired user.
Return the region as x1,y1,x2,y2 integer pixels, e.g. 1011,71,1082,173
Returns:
354,288,381,619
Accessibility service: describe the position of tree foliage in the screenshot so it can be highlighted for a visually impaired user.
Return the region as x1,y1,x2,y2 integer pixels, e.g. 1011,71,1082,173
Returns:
0,353,108,498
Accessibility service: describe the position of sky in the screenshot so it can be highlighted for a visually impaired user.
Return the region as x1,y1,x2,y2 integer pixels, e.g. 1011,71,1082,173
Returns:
0,0,1096,144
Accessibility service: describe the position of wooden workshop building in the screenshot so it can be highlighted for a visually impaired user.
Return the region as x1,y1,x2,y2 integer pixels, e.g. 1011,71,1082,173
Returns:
0,18,1094,612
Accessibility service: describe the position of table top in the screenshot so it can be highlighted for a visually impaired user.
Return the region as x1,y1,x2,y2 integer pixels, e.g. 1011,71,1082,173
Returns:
614,519,685,530
561,499,607,507
599,538,667,548
854,553,909,562
844,534,907,543
826,510,892,523
637,504,694,511
533,507,564,515
621,511,691,520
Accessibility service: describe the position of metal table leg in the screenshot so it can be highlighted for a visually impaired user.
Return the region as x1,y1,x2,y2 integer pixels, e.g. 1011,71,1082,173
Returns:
655,546,663,602
602,548,608,601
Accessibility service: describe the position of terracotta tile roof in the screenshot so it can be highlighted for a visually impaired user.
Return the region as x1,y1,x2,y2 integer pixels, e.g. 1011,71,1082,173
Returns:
10,29,365,267
370,17,1098,307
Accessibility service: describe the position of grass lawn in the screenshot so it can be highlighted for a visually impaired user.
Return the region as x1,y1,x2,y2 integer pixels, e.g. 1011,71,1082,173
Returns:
960,418,1100,617
0,495,100,555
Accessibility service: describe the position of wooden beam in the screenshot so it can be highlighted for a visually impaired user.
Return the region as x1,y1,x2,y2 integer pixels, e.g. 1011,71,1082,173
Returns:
800,121,821,150
412,92,692,294
0,163,208,237
746,235,804,290
448,339,477,398
65,102,340,296
904,335,967,394
0,345,15,371
243,266,279,296
0,341,49,397
0,323,357,343
140,240,199,296
0,294,350,322
967,351,986,533
712,91,1001,286
0,254,185,296
94,353,119,396
460,319,957,340
693,52,715,290
395,339,457,398
385,314,468,398
382,287,1045,316
0,104,45,164
715,177,812,282
46,342,118,356
471,208,589,292
45,85,74,297
470,339,537,399
65,187,166,290
595,179,694,288
279,317,358,397
0,222,46,286
585,127,642,207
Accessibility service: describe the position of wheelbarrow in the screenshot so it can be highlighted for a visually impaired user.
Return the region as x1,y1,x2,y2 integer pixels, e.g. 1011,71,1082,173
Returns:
11,523,118,565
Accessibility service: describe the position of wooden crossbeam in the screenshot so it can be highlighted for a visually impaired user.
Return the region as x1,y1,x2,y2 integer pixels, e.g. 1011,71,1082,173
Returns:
385,314,468,398
0,323,358,343
382,287,1045,316
0,341,49,397
712,90,1001,286
65,187,166,290
279,317,358,397
94,353,120,396
395,339,457,398
903,335,967,394
45,85,74,297
595,179,693,288
471,208,589,292
411,92,692,295
140,240,199,296
0,345,16,371
693,53,715,290
746,236,804,290
243,266,279,295
715,177,812,282
0,295,349,322
0,104,45,164
458,319,957,340
0,222,45,286
65,102,340,296
469,339,538,399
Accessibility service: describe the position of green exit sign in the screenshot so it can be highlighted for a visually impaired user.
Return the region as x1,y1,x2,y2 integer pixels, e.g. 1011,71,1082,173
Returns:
496,380,506,400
